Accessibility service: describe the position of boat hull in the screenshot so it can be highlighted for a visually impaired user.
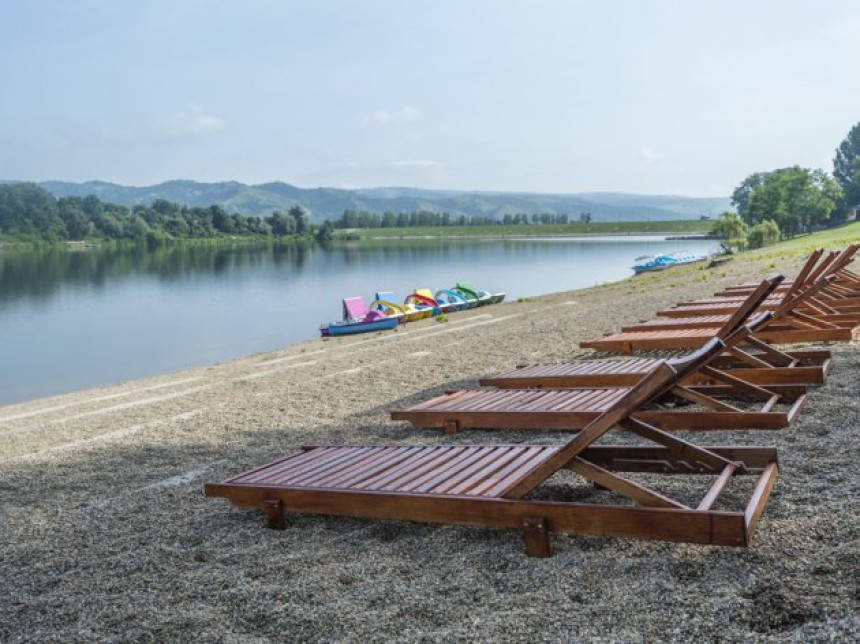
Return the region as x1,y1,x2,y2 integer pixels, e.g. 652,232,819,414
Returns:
320,317,399,337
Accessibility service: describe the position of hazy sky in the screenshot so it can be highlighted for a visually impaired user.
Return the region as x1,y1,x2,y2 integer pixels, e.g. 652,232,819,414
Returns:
2,0,859,196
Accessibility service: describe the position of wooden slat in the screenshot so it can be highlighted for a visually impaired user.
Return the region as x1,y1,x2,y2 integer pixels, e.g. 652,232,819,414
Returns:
358,446,470,491
478,447,562,498
285,447,400,487
445,447,531,496
314,447,429,488
432,447,520,495
408,447,507,493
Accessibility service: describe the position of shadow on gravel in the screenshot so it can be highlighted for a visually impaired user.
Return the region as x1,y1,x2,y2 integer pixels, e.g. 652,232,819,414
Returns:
1,345,857,641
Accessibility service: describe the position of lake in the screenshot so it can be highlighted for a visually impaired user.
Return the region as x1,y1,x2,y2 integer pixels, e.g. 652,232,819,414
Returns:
0,236,716,405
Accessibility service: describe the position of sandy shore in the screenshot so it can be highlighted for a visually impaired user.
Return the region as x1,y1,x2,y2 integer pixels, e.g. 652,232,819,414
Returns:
1,249,857,641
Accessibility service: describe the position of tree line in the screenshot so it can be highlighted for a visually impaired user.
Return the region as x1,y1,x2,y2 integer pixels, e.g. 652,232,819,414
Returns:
334,209,592,229
0,185,601,247
0,183,327,246
712,120,860,252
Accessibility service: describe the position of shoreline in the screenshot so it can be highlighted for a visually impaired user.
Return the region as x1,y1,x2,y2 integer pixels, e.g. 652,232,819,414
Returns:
1,244,857,641
357,232,716,241
1,256,715,410
0,242,814,420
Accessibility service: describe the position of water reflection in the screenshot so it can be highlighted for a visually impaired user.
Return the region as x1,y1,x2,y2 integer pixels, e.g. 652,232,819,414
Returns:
0,236,715,404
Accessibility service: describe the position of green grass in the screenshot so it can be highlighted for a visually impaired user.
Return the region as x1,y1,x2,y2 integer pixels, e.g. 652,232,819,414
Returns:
767,220,860,251
345,220,713,239
724,220,860,266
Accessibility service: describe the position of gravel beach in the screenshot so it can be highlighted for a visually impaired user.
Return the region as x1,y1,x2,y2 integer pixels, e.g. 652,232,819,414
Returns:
1,249,857,642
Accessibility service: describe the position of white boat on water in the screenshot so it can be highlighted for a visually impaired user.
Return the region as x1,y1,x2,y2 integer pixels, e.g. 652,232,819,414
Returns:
632,250,708,274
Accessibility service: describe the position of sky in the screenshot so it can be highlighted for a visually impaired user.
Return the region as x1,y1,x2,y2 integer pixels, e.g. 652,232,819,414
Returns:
1,0,859,197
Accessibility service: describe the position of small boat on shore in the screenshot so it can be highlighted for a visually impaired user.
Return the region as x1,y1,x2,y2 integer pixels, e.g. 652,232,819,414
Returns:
631,251,708,274
320,281,506,336
453,282,506,306
320,297,400,337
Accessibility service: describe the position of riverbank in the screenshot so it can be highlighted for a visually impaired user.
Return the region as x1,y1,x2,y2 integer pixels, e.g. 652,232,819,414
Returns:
1,242,857,640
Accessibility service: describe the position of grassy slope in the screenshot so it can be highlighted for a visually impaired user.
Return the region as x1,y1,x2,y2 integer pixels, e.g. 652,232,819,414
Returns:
345,219,713,239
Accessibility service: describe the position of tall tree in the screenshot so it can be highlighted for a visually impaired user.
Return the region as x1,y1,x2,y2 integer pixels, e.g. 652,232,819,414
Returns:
711,211,748,253
742,166,842,237
289,205,309,236
833,121,860,217
731,172,769,218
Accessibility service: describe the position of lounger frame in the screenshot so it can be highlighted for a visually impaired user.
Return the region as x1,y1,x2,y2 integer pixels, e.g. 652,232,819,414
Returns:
207,353,779,556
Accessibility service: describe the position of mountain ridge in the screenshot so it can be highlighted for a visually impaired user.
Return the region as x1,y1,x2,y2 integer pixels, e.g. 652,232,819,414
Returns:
10,179,730,223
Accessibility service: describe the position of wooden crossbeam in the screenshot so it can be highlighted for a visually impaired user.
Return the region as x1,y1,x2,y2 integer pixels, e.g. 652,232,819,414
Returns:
670,385,743,412
697,365,777,400
738,337,795,364
619,418,740,472
697,463,738,510
726,346,772,369
568,457,688,509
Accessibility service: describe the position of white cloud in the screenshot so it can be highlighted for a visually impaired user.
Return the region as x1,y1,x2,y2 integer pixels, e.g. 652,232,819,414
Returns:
640,146,664,164
161,104,226,135
373,106,420,125
393,159,441,169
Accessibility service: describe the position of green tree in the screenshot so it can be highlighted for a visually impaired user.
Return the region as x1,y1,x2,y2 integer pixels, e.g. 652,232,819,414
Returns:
711,211,748,253
746,219,780,249
315,220,334,243
742,166,842,236
127,215,151,242
731,172,769,218
289,206,309,236
834,120,860,218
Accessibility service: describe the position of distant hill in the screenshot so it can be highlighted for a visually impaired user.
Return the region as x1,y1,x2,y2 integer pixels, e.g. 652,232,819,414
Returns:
24,179,729,223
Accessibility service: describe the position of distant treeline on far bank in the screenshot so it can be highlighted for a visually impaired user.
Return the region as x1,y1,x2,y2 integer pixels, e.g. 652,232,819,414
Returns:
0,183,638,247
0,183,325,247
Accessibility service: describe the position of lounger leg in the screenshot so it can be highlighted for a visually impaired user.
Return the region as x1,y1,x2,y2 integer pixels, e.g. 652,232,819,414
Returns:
522,516,551,558
443,419,460,435
263,499,287,530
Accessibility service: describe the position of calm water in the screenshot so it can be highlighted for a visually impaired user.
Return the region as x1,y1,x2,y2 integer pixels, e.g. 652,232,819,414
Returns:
0,236,715,405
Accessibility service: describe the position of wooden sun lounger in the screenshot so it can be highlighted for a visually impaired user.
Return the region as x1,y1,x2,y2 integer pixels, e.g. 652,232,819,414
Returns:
718,245,859,296
483,278,834,389
481,350,832,388
583,276,859,354
624,273,860,334
392,323,807,433
206,350,780,556
660,248,860,317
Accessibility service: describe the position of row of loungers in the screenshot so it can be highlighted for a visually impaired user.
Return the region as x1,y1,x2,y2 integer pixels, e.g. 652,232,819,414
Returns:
205,245,859,557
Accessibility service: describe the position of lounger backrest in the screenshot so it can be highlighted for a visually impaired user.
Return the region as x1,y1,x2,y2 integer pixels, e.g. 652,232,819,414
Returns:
343,297,369,321
666,336,728,379
769,274,837,322
743,311,774,334
802,251,839,288
504,360,682,496
783,249,823,299
828,243,859,276
714,275,784,339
